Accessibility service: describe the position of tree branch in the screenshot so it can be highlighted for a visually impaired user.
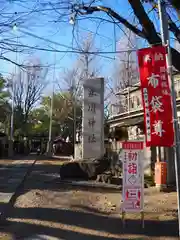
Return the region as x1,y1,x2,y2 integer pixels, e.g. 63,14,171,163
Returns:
0,56,22,68
167,14,180,43
128,0,161,44
148,1,180,44
75,2,180,71
77,5,146,39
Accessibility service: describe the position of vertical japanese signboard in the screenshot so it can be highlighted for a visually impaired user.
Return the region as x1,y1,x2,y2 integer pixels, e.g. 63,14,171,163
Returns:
121,141,144,213
137,45,174,147
82,78,104,159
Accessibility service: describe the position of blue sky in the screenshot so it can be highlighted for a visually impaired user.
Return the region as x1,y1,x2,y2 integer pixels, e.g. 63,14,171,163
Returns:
0,0,178,96
0,1,129,79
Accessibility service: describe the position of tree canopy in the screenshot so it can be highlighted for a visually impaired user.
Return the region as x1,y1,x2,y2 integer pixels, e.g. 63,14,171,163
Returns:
7,59,48,137
28,91,82,141
0,75,10,133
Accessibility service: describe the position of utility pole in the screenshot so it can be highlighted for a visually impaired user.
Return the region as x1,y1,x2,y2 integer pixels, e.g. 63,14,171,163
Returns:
47,51,56,157
9,37,18,157
9,74,15,157
47,82,54,156
73,79,76,159
158,0,180,236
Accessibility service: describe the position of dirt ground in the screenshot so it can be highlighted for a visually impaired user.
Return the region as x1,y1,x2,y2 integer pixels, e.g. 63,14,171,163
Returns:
0,158,179,240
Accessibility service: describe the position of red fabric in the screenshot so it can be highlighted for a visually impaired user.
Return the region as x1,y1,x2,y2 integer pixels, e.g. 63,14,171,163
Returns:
126,190,129,199
122,141,143,150
138,190,141,200
137,45,174,147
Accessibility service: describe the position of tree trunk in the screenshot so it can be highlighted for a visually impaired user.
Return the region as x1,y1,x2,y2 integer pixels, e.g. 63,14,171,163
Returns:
129,0,180,71
171,48,180,71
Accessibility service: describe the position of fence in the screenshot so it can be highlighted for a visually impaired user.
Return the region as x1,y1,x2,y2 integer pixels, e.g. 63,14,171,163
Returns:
110,95,143,117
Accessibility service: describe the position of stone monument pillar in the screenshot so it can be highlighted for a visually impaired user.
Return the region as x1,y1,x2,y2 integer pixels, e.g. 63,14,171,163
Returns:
82,78,104,159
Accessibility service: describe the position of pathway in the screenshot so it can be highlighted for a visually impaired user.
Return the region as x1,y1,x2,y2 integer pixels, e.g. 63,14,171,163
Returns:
0,155,37,219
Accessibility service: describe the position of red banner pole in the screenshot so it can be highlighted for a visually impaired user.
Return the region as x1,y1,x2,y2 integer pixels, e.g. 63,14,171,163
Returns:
158,0,180,236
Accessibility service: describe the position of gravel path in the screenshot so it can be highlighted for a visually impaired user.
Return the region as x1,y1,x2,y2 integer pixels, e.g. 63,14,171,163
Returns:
0,158,179,240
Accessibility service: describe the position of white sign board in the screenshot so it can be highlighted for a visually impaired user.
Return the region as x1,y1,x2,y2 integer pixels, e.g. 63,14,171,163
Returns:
82,78,104,159
121,141,144,213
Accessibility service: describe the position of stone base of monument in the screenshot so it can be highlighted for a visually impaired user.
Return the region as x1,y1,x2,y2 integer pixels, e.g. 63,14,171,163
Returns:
59,156,111,181
96,172,113,184
95,164,122,185
59,156,154,190
96,173,122,185
59,155,124,186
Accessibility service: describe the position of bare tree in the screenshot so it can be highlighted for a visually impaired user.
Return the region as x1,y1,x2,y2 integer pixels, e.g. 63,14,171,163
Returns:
8,58,48,136
104,31,139,117
76,33,99,78
59,33,100,99
113,31,139,91
56,34,104,143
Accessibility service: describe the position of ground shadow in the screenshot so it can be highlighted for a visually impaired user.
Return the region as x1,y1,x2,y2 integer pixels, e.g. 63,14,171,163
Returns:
1,221,131,240
1,205,178,239
0,160,121,194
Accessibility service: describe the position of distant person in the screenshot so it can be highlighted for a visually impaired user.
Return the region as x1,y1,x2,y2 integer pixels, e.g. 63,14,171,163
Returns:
53,144,56,155
37,146,41,155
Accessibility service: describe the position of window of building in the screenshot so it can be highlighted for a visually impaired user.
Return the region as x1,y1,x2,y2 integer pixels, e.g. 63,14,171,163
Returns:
130,96,134,109
137,96,140,107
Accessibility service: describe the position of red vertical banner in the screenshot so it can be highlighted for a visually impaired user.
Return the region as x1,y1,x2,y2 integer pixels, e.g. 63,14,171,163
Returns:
137,45,174,147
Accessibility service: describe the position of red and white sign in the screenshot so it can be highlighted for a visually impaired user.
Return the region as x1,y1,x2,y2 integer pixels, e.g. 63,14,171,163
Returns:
137,45,174,147
121,141,144,213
